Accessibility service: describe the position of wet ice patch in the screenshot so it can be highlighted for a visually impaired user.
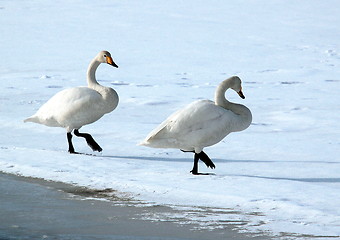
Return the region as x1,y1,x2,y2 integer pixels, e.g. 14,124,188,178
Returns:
110,81,130,86
280,81,303,85
39,75,52,79
46,85,63,89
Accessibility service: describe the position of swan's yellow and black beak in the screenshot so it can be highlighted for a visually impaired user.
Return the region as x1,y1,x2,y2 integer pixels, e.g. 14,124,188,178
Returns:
238,90,245,99
106,56,118,68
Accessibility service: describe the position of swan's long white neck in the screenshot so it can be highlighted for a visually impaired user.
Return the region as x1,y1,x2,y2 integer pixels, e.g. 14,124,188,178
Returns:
215,79,233,108
87,58,101,88
214,78,252,132
86,57,119,113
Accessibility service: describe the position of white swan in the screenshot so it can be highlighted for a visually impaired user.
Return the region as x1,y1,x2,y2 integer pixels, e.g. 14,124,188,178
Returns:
24,50,119,153
140,76,252,174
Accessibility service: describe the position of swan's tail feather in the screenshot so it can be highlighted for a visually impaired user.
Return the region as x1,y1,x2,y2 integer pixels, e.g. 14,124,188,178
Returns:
138,140,148,146
24,116,39,123
138,139,156,147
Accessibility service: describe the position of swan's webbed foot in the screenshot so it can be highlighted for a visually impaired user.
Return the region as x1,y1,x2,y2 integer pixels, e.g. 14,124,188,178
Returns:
190,151,215,175
69,150,81,154
198,151,215,169
74,129,103,152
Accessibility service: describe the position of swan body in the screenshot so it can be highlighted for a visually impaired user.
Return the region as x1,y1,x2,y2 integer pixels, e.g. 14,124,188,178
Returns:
140,76,252,174
24,50,119,153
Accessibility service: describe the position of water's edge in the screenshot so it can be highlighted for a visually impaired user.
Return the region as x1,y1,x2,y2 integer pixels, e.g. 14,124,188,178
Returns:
0,172,270,240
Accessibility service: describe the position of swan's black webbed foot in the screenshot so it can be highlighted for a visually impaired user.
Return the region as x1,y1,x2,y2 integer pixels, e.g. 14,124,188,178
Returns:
74,129,103,152
198,151,215,169
189,151,215,175
69,150,81,154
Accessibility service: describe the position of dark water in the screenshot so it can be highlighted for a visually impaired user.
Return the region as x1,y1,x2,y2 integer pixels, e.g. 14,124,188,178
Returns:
0,173,270,240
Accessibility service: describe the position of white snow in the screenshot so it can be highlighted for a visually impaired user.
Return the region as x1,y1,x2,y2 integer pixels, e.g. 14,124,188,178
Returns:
1,0,340,239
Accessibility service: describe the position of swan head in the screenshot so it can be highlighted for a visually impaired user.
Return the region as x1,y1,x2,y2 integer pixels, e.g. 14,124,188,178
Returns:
97,51,118,68
229,76,245,99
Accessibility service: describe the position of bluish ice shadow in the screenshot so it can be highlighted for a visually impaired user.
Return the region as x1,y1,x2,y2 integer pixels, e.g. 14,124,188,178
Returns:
230,174,340,183
100,155,340,165
99,155,340,182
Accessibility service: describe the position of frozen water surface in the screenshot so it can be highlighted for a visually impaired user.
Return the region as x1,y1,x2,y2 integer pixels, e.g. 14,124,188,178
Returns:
0,0,340,239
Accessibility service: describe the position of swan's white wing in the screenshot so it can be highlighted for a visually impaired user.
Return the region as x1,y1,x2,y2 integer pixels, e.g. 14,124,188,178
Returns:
28,87,104,130
141,100,237,150
142,106,186,141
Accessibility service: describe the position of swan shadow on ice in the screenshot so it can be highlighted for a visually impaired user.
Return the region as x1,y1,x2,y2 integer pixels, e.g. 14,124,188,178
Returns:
231,174,340,183
99,155,270,164
98,155,339,165
99,155,218,175
96,155,340,178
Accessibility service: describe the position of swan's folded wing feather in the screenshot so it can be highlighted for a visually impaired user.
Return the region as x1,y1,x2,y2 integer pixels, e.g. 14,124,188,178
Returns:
142,100,234,145
34,87,103,128
141,106,185,143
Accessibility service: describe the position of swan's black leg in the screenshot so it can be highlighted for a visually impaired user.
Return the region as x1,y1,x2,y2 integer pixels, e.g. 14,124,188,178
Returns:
198,151,215,169
74,129,102,152
190,153,200,175
67,132,76,154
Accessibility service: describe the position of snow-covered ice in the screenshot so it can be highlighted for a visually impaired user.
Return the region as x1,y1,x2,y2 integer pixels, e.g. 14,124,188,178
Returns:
1,0,340,239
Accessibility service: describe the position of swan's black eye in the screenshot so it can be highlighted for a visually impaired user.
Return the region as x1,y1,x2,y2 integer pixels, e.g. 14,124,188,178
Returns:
103,54,107,58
